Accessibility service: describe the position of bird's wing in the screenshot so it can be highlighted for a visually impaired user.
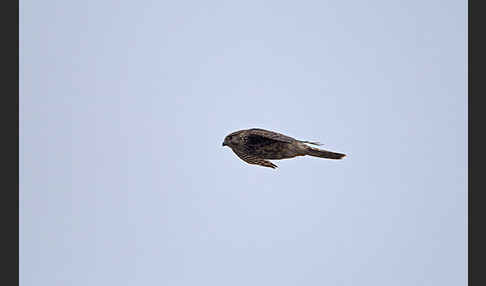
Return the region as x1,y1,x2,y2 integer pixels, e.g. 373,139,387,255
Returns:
246,128,296,144
232,148,278,169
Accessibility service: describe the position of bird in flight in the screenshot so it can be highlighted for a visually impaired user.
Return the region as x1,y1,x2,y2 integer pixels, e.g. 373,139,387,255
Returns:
222,128,345,169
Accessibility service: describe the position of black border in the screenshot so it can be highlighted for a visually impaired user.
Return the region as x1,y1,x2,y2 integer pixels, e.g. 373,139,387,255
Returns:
468,0,480,285
13,1,472,286
7,0,20,285
4,0,20,284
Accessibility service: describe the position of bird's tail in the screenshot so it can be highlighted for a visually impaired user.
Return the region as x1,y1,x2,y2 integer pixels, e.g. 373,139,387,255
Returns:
304,146,346,160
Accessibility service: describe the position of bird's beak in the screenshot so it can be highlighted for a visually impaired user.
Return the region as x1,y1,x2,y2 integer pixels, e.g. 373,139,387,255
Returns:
222,142,226,146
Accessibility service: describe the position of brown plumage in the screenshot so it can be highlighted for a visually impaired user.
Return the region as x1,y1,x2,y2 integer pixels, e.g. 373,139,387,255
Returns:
222,128,346,169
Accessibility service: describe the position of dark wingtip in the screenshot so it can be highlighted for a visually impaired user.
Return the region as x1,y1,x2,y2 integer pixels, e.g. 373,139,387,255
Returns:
336,153,346,159
268,163,278,169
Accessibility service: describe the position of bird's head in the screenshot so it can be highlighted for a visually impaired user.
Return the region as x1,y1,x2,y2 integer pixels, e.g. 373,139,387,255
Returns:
222,131,242,147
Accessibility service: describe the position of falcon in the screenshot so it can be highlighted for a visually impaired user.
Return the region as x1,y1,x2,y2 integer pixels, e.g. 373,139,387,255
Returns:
222,128,346,169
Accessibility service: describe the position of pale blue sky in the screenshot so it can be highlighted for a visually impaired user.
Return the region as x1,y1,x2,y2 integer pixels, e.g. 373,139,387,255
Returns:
20,1,467,285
